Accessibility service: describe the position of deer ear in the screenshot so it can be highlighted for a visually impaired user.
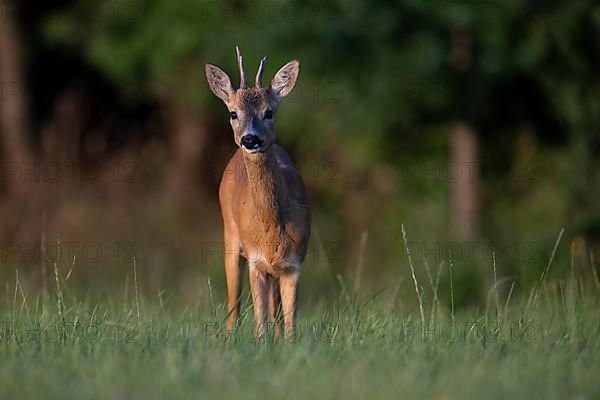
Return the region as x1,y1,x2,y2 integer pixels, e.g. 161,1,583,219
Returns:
205,64,235,104
270,60,300,98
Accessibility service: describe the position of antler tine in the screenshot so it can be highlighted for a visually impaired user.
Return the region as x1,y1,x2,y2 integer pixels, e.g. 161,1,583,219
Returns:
255,56,268,88
236,46,247,89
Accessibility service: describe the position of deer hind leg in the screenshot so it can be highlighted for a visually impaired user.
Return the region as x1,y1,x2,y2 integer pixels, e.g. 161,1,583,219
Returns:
249,265,269,339
279,267,300,339
268,276,283,337
224,238,243,332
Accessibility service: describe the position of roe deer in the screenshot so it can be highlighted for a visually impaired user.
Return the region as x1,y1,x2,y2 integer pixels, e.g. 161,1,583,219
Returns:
205,47,310,339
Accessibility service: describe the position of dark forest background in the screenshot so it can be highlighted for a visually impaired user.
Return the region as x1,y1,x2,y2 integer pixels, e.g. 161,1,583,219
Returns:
0,0,599,307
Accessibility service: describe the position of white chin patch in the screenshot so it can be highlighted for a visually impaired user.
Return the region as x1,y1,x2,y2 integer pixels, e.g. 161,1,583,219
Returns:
242,146,262,154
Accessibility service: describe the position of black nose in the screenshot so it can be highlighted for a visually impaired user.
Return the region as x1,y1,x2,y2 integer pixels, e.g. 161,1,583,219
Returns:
241,135,262,150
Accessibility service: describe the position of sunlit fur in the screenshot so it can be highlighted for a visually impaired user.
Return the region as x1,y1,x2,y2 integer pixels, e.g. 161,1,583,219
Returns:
205,50,308,339
226,88,278,151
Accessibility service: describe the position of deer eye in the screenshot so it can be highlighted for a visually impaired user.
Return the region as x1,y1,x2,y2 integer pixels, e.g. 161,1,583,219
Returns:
230,111,238,120
264,110,273,120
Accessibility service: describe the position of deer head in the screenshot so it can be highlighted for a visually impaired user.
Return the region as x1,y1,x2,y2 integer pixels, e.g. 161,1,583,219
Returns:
205,46,300,154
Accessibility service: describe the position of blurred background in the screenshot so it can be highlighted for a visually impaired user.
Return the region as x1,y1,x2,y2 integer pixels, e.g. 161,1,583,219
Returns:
0,0,598,307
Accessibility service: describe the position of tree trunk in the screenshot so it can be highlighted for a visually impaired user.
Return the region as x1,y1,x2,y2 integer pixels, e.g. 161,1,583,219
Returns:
449,121,478,240
0,6,36,243
0,7,32,197
163,98,209,207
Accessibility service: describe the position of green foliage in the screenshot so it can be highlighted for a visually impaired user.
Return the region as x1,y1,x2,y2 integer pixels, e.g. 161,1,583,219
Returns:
35,0,600,298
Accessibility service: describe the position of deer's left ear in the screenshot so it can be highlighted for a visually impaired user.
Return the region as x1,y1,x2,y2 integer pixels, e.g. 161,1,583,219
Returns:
270,60,300,98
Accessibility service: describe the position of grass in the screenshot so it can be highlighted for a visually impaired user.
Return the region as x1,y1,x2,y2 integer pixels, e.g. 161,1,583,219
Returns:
1,277,599,398
1,229,599,399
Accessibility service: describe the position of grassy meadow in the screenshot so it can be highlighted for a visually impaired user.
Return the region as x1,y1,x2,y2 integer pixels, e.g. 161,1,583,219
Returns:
1,1,598,399
1,240,599,400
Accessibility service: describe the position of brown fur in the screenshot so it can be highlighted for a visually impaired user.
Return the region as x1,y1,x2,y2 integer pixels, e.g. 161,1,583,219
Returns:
205,49,309,338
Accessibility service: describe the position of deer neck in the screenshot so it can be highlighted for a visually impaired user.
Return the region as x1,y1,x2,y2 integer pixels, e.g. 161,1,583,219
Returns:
243,147,285,228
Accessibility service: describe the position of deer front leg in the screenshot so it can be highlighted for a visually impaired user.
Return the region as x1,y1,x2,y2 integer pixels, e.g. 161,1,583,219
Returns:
224,239,243,332
249,265,269,339
279,268,300,339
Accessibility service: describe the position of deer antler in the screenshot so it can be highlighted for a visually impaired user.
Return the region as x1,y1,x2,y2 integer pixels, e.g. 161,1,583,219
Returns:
236,46,247,89
255,56,268,88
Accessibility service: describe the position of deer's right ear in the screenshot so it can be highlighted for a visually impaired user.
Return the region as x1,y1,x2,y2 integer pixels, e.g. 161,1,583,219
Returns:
205,64,235,104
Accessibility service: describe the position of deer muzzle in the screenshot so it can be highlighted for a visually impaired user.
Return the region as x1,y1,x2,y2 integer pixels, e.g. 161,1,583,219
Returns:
240,134,264,153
